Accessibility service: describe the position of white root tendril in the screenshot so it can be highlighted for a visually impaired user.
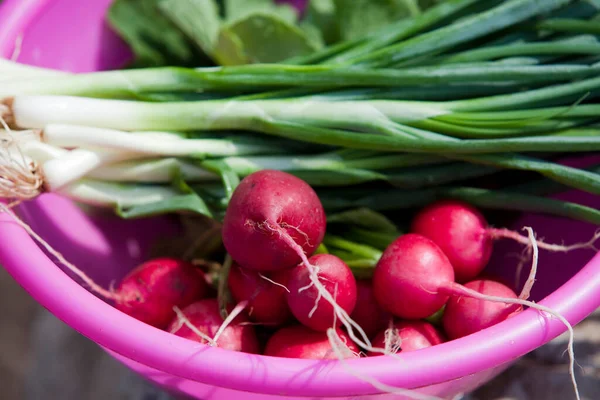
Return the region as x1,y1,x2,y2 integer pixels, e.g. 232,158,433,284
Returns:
448,284,580,400
172,306,217,346
519,227,539,300
268,221,400,359
258,273,290,293
213,300,248,345
326,329,443,400
384,320,402,355
0,203,117,300
489,227,600,253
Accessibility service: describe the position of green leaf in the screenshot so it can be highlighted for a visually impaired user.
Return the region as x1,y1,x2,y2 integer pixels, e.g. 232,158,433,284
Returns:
116,193,213,219
315,243,329,254
214,13,322,65
224,0,298,23
199,159,241,200
333,0,421,41
327,207,399,233
107,0,212,67
158,0,222,58
298,21,326,49
116,169,214,218
302,0,340,45
287,169,387,186
323,235,383,260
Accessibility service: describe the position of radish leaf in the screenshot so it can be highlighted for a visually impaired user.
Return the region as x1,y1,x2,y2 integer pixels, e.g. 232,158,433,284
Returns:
214,13,322,65
224,0,298,23
333,0,421,40
301,0,340,45
158,0,222,58
107,0,212,67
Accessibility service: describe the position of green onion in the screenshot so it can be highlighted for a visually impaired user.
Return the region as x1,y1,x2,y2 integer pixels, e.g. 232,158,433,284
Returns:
352,0,573,67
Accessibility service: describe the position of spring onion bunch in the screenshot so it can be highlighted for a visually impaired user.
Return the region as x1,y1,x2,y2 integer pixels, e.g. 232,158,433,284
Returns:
2,0,600,225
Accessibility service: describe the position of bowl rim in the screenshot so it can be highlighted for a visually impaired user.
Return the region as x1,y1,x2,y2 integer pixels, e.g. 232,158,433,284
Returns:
2,0,600,397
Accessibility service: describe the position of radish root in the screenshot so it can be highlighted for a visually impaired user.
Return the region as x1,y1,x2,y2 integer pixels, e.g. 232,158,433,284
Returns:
266,220,399,358
383,319,402,355
213,300,248,345
0,203,119,300
258,273,291,293
171,306,217,346
489,227,600,253
519,227,539,300
446,283,580,400
326,329,443,400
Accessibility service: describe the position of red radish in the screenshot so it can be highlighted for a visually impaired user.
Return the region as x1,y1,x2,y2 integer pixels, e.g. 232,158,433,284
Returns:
286,254,357,332
264,325,359,359
114,257,208,329
167,298,260,354
350,279,391,338
370,233,577,394
368,321,445,356
221,170,326,272
0,207,209,330
227,262,293,326
442,279,523,340
411,200,599,283
410,200,493,283
373,234,455,320
220,171,366,348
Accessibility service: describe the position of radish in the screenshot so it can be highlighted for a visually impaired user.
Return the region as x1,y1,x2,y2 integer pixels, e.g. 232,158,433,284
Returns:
373,234,455,320
227,262,293,326
286,254,357,332
220,170,371,350
167,298,260,354
410,200,493,283
221,169,326,272
0,205,211,329
264,325,359,359
368,320,445,356
411,200,599,282
350,279,391,338
442,279,523,340
372,232,578,398
114,257,209,328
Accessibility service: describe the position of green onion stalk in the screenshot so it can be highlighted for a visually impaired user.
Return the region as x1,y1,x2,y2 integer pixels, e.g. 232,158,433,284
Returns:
4,71,600,136
52,177,600,227
0,62,598,99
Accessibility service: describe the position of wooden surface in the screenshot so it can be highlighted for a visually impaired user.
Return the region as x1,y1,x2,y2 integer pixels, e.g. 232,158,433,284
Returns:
1,266,599,400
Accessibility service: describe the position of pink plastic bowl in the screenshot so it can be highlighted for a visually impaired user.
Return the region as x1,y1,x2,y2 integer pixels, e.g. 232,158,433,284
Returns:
2,1,600,399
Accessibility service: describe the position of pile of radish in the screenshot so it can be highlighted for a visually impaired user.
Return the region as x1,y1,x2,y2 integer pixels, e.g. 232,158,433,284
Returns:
6,1,600,397
96,169,552,362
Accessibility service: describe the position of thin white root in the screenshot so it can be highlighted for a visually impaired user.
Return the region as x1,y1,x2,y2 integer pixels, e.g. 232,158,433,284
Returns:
258,273,290,293
213,300,248,345
172,306,217,346
519,227,539,300
0,203,117,300
384,321,402,355
326,329,443,400
270,221,400,359
449,285,580,400
326,326,359,359
489,227,600,253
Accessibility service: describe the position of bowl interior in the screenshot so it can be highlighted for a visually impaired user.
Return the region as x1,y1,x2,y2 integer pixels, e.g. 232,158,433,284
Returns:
7,0,598,303
2,0,600,398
